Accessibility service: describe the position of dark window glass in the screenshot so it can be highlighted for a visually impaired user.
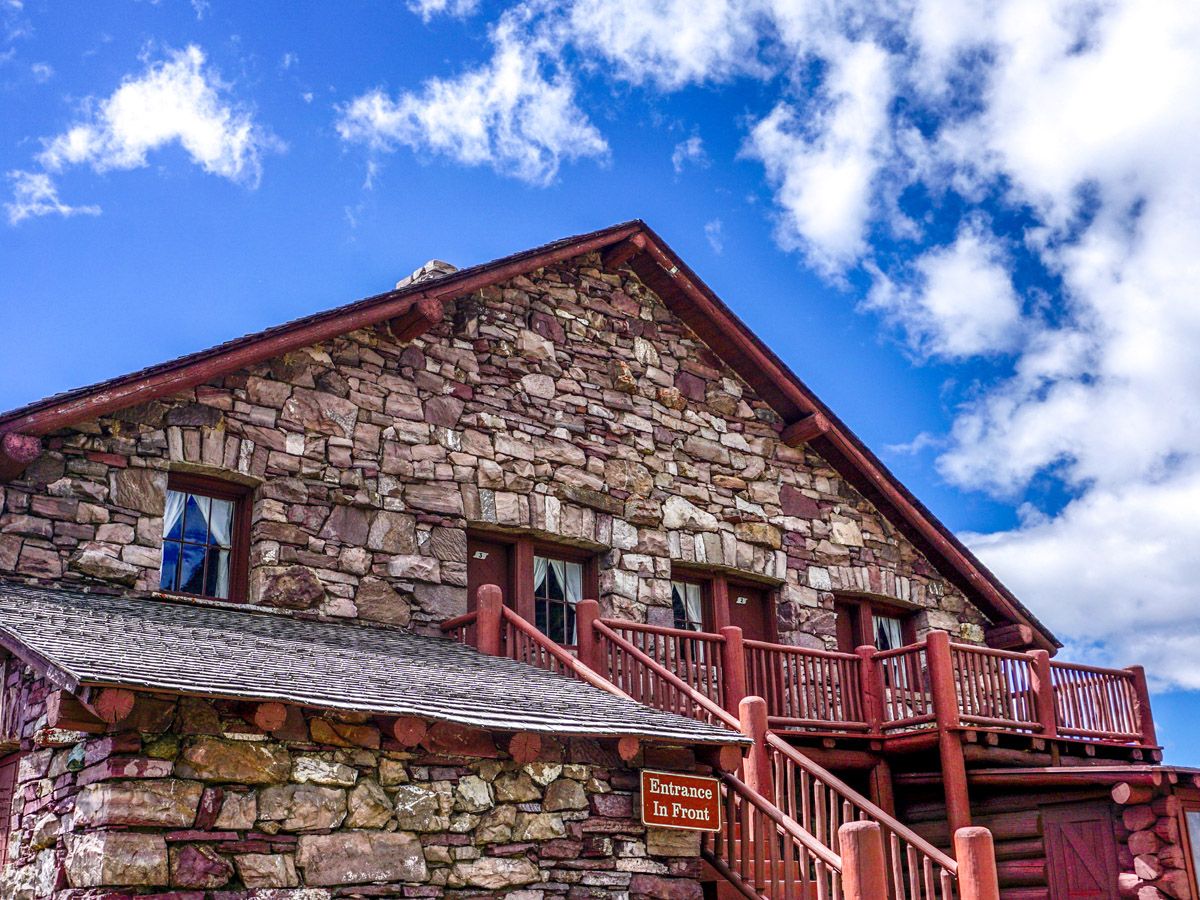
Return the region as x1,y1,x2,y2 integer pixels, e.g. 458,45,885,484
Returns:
533,555,582,644
160,488,235,600
671,580,705,631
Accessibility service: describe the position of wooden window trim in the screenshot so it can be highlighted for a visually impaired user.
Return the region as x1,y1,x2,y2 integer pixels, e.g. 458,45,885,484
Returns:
162,472,253,604
835,596,918,652
1175,795,1200,900
0,751,21,867
670,568,778,641
467,532,599,643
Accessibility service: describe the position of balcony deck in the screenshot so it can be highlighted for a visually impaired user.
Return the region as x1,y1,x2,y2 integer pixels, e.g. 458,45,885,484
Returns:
590,619,1160,764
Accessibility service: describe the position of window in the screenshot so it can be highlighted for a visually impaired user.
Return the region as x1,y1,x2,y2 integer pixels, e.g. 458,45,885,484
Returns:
159,474,251,602
671,580,705,632
466,534,598,645
669,569,776,642
0,752,19,865
835,598,915,653
533,555,584,645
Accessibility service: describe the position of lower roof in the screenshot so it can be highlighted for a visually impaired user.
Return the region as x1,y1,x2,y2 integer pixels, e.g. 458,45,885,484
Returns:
0,582,742,746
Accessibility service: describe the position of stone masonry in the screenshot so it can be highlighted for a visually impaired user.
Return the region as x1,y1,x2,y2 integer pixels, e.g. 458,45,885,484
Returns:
0,250,989,647
0,663,705,899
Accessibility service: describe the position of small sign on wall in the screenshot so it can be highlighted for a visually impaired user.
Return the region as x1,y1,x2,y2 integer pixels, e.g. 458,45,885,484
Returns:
640,769,722,832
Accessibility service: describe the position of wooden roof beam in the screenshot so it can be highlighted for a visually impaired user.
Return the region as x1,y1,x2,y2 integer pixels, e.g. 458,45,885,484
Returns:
0,432,41,483
781,412,831,447
600,233,647,270
388,297,444,343
985,623,1036,651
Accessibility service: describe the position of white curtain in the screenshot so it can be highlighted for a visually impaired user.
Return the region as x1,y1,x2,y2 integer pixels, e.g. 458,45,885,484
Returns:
205,498,234,598
533,556,549,595
875,616,904,651
163,490,187,542
683,583,702,630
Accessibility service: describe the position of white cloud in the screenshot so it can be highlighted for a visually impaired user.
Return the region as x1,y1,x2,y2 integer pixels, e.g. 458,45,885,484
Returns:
671,135,707,174
336,11,607,186
742,40,894,276
7,45,279,224
865,223,1024,359
29,60,51,81
37,45,277,185
564,0,766,89
704,218,723,254
407,0,480,21
4,170,99,224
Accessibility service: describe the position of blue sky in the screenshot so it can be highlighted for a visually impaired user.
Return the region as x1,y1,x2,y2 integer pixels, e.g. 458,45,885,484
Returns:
3,0,1200,761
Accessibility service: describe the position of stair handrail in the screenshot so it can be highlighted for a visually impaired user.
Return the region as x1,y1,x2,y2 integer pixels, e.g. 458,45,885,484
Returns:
705,769,844,900
498,605,637,701
765,732,958,878
592,618,742,731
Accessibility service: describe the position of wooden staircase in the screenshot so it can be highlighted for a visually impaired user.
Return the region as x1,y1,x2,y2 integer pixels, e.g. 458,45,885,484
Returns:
442,590,996,900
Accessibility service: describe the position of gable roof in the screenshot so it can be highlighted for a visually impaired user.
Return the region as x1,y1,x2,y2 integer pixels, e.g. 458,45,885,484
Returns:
0,220,1057,650
0,581,743,745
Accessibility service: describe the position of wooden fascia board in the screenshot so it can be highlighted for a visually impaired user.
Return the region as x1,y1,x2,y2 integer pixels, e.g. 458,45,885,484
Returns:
625,226,1059,651
0,222,643,438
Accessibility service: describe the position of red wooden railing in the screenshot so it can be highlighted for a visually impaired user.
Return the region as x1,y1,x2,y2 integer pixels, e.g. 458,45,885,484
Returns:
443,587,1009,900
603,620,728,712
705,770,844,900
766,734,958,900
950,644,1040,734
1050,660,1144,742
745,640,869,733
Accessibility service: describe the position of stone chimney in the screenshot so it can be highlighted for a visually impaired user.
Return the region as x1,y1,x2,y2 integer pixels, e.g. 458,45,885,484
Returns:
396,259,458,290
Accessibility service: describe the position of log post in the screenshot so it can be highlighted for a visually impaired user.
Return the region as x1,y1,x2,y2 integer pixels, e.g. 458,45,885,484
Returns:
720,626,747,716
92,688,136,724
1127,665,1158,747
1112,782,1156,806
575,599,600,672
840,821,888,900
1029,649,1058,740
954,826,1000,900
738,696,772,800
252,702,288,733
856,644,884,736
476,584,503,657
926,630,972,837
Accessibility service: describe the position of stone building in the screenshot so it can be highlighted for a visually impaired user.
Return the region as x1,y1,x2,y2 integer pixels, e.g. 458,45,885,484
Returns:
0,220,1194,899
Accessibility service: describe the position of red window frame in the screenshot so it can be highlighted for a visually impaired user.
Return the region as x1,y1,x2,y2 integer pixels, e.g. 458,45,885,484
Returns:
669,574,713,632
835,597,917,653
0,751,20,866
467,532,599,645
160,472,253,603
670,567,778,642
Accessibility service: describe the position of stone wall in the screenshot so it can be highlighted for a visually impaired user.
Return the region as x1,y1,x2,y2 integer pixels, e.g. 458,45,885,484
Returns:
0,251,989,647
1,667,704,899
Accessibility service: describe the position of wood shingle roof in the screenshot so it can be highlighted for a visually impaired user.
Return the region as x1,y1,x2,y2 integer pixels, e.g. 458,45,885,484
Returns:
0,582,743,745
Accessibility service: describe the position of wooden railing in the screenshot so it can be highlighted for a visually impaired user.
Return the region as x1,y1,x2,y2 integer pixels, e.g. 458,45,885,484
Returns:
746,640,869,733
766,733,958,900
876,644,935,733
704,770,844,900
603,620,727,711
1050,660,1145,742
592,619,741,731
951,644,1040,733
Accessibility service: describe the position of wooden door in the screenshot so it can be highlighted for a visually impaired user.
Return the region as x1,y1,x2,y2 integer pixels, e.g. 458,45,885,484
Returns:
727,582,774,643
467,536,511,611
1044,802,1120,899
0,752,19,864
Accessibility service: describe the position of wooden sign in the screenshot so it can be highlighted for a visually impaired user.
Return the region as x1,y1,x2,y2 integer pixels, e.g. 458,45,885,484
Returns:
640,769,722,832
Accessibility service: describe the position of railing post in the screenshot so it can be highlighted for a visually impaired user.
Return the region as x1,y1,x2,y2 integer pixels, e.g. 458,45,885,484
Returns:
738,696,772,801
721,626,747,716
925,630,972,836
476,584,503,657
576,599,600,672
840,821,888,900
1029,649,1058,740
1126,665,1158,747
954,827,1000,900
856,644,884,736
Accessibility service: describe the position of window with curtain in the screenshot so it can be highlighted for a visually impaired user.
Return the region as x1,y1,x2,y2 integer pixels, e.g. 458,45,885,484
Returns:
533,554,583,644
874,614,905,651
159,483,238,600
671,581,705,632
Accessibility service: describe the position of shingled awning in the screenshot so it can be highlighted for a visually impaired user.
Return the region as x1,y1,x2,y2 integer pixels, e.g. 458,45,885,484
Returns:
0,582,744,746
